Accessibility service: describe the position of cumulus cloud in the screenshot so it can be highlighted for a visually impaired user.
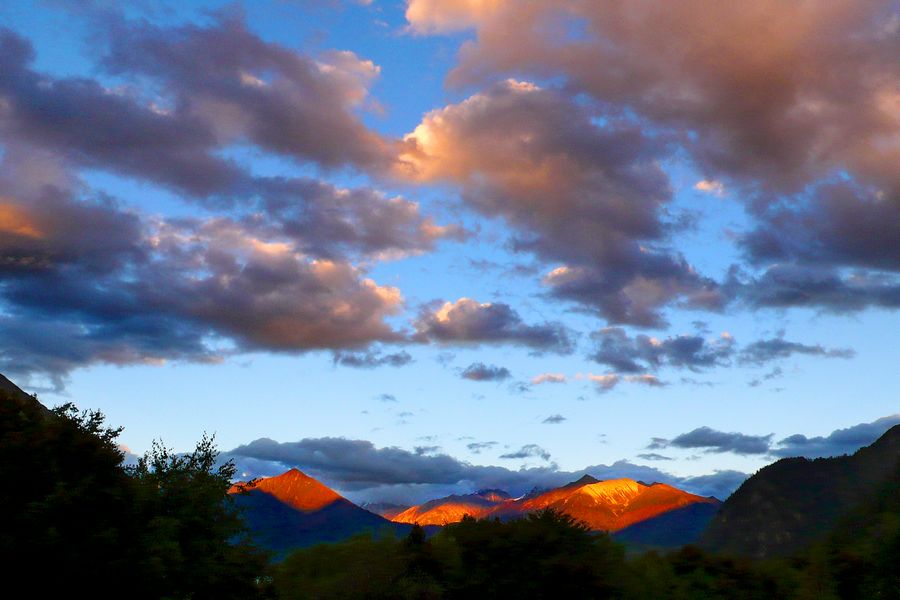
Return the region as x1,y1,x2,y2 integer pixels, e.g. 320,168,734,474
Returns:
409,0,900,313
0,18,475,386
0,185,407,387
225,435,748,503
414,297,574,353
460,362,511,382
100,14,393,172
397,80,720,326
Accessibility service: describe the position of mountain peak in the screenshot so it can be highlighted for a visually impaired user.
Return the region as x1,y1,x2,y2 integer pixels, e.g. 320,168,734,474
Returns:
567,474,600,488
233,468,342,512
475,489,511,501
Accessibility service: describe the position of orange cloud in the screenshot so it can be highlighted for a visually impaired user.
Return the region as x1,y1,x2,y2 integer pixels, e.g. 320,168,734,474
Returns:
0,203,43,239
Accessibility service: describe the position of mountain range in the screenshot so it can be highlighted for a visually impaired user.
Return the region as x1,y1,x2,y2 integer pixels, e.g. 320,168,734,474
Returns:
231,468,720,552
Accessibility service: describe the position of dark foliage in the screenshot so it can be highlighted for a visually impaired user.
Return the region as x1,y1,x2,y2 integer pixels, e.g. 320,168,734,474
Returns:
702,425,900,558
0,388,269,598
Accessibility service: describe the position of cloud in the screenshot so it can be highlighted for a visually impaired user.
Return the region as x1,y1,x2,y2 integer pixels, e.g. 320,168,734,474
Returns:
432,1,900,194
726,264,900,312
739,338,855,365
397,80,720,326
0,186,408,387
590,327,855,377
409,1,900,314
332,349,414,369
651,415,900,460
747,366,783,388
531,373,566,385
583,373,665,393
460,362,511,381
772,414,900,458
694,180,725,196
637,453,673,462
225,435,749,503
589,327,734,373
405,0,502,34
499,444,551,461
100,14,392,172
414,297,574,353
466,441,497,454
652,426,774,455
542,414,566,424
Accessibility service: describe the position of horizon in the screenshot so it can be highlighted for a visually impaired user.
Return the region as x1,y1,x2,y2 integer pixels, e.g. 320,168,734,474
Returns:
0,0,897,507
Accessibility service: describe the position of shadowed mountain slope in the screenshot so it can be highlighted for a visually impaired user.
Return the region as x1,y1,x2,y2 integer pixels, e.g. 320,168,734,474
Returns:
701,424,900,558
229,469,410,553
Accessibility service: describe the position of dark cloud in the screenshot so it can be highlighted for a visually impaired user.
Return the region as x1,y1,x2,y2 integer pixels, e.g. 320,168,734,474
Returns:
739,338,855,366
414,297,574,353
772,415,900,458
225,435,748,503
636,453,673,462
0,186,407,387
726,264,900,312
466,441,497,454
742,182,900,273
101,13,392,171
748,366,783,388
460,362,511,382
498,444,551,461
376,393,397,402
590,327,855,377
590,327,734,373
399,81,721,326
333,349,414,369
414,445,441,455
542,414,566,424
650,415,900,461
0,27,242,197
0,26,461,263
653,426,774,455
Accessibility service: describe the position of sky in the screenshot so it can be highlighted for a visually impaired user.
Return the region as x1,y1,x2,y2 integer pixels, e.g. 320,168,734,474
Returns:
0,0,897,505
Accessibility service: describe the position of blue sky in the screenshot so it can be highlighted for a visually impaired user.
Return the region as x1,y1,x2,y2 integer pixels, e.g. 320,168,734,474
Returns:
0,0,897,503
